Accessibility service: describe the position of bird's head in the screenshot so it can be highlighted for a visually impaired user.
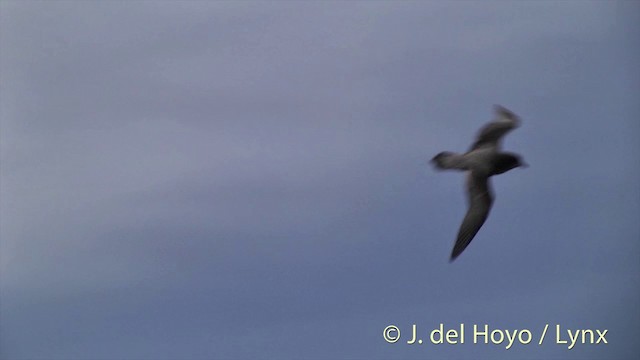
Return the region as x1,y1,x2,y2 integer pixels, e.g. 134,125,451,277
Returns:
430,151,455,170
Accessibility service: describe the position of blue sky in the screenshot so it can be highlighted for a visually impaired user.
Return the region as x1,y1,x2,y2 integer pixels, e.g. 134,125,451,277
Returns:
1,1,638,359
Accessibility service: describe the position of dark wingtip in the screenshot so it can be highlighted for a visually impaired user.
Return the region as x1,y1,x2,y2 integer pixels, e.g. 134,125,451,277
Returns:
493,104,520,124
493,104,510,113
449,251,460,263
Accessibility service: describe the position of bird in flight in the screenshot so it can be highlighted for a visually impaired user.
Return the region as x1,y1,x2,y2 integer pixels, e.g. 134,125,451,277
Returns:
431,105,527,262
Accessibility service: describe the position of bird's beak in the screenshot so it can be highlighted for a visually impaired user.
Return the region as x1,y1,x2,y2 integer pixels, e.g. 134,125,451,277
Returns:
520,162,529,168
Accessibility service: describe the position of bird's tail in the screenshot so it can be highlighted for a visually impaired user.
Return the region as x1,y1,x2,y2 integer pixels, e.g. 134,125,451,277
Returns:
431,152,467,171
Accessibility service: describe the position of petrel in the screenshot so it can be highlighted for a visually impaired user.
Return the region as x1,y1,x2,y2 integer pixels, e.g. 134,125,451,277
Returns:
431,105,527,261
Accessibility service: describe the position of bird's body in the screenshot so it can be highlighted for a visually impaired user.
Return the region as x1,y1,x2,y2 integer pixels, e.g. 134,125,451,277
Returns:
432,105,526,261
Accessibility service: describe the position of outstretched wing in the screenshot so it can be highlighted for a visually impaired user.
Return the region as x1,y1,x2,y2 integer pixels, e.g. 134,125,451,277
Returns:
469,105,520,151
450,172,494,261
